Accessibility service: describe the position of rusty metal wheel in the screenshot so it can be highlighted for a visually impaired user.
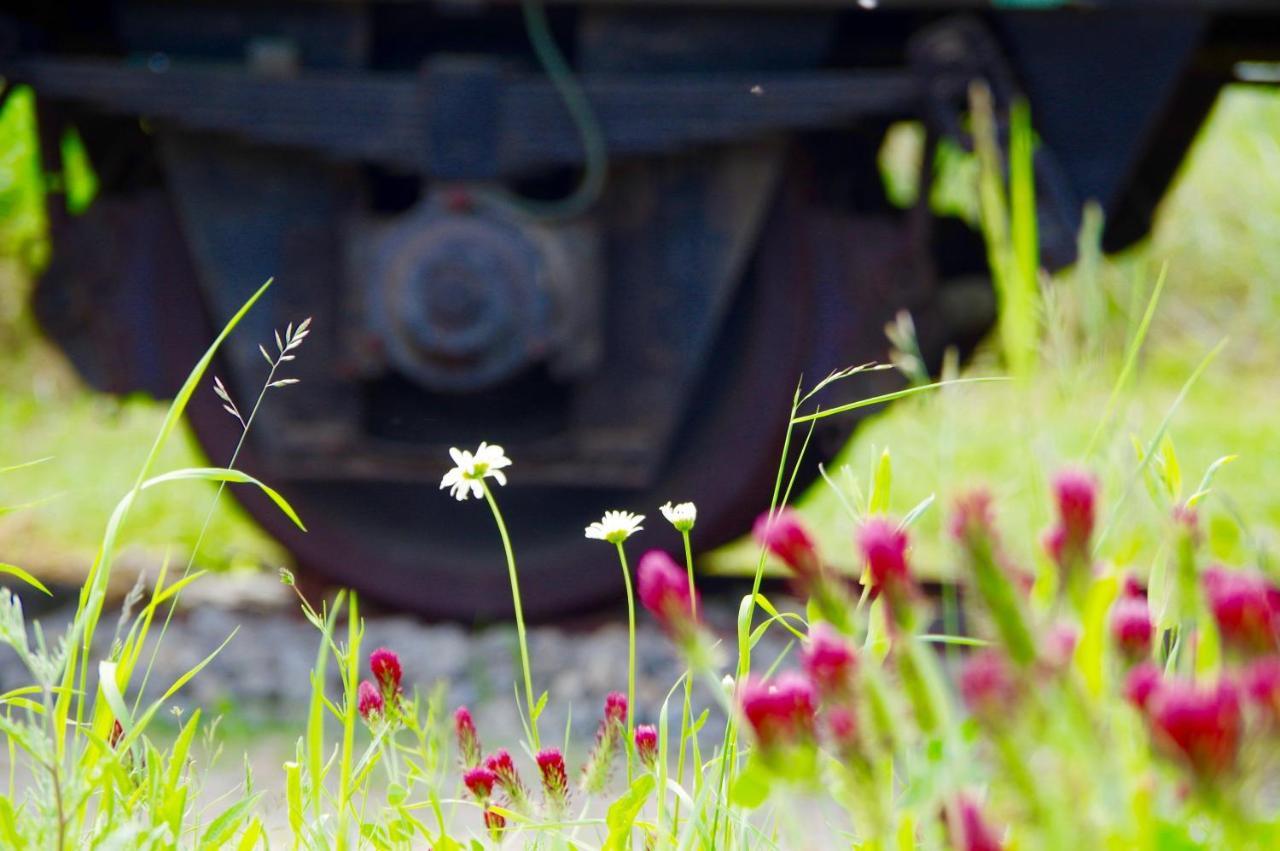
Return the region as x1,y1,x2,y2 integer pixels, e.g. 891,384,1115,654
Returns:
42,152,910,622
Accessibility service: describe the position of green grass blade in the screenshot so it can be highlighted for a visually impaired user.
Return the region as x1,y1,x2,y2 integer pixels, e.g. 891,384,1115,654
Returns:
0,563,51,596
142,466,306,530
791,377,1006,424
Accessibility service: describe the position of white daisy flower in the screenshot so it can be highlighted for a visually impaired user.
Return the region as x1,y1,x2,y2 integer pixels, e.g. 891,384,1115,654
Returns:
440,442,512,501
585,510,645,544
659,501,697,533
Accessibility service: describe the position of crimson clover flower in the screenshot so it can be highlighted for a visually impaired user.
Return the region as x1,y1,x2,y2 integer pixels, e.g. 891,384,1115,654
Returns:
454,706,483,768
1202,566,1280,655
739,672,818,753
1145,677,1243,779
1124,662,1163,711
536,748,570,813
1110,595,1154,662
948,794,1004,851
802,623,858,701
753,508,821,580
357,680,384,723
634,725,658,768
636,550,700,641
959,649,1019,722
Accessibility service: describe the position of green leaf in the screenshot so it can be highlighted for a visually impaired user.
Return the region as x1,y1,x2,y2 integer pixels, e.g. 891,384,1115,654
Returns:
1157,435,1182,502
1186,454,1238,508
869,448,892,514
0,563,51,596
142,467,305,531
199,795,261,849
531,690,549,722
898,494,935,530
729,756,772,809
603,774,655,850
97,661,131,734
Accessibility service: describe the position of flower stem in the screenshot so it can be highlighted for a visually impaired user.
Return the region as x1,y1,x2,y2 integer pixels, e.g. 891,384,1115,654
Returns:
615,541,637,782
482,482,539,750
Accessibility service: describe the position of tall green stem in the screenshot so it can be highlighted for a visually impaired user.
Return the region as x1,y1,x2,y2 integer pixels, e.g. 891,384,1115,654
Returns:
615,542,636,782
482,482,539,749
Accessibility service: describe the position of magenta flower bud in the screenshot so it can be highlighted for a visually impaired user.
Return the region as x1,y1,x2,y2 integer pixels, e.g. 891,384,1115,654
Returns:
959,650,1018,721
1124,662,1163,711
1202,566,1280,655
634,724,658,767
825,706,859,751
485,748,526,798
859,517,909,588
370,647,403,695
802,623,858,700
1244,657,1280,723
1053,468,1096,541
949,795,1004,851
1122,573,1148,599
1148,678,1242,778
604,691,628,728
753,508,821,579
950,489,997,545
536,748,569,810
357,680,384,721
739,672,817,751
483,808,506,834
463,766,497,802
636,550,700,639
454,706,482,768
1110,596,1154,661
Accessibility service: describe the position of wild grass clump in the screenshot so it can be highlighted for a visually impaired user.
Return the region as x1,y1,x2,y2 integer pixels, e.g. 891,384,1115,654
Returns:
1,89,1278,850
1,273,1276,847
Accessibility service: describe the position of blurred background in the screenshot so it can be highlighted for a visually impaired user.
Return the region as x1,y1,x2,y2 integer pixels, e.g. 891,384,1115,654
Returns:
2,5,1279,629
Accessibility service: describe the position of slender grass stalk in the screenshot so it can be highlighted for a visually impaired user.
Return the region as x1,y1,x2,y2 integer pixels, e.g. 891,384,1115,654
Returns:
481,481,539,750
613,541,636,782
671,528,697,837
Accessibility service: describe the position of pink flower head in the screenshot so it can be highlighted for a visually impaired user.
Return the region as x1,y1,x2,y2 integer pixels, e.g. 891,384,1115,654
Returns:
1124,662,1163,711
357,680,384,721
454,706,482,768
739,672,817,750
1148,678,1242,778
858,517,910,593
1053,468,1096,542
1244,657,1280,726
802,623,858,699
1039,621,1078,673
636,550,700,639
369,647,403,694
959,650,1018,721
825,706,859,753
950,795,1004,851
1122,573,1148,599
483,807,506,834
753,508,821,579
1202,566,1280,655
463,766,497,802
536,748,569,809
484,748,525,796
1110,596,1154,662
1042,469,1097,569
634,725,658,767
604,691,628,728
950,489,997,545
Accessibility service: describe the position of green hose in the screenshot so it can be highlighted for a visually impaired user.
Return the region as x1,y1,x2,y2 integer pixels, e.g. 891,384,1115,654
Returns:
482,0,608,221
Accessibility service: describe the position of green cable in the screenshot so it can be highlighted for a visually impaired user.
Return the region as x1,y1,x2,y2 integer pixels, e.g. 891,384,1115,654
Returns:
481,0,608,221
